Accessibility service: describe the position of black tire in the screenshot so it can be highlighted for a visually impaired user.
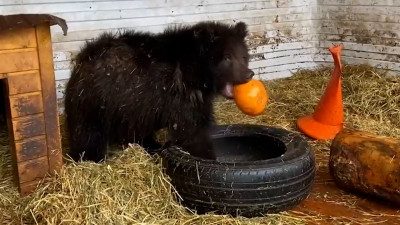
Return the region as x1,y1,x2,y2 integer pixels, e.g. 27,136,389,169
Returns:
160,124,316,217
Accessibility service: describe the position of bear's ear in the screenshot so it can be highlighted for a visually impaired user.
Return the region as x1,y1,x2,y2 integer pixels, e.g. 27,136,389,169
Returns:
234,22,248,39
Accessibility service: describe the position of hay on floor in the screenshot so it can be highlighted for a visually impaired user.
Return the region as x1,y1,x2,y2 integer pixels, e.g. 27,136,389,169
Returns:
0,64,399,224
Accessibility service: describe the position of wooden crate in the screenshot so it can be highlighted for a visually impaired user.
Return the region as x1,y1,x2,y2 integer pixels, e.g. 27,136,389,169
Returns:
0,14,67,195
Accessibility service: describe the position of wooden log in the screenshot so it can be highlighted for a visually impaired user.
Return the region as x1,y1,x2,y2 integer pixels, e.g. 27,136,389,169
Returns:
329,129,400,204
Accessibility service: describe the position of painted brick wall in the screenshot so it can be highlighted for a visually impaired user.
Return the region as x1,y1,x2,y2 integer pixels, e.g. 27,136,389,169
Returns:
313,0,400,73
2,0,399,113
0,0,315,111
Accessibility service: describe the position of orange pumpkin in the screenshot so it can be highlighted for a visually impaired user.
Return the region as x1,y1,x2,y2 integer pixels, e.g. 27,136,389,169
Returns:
233,79,268,116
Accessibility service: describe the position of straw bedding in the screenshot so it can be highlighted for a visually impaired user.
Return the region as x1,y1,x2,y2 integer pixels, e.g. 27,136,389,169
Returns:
0,64,399,224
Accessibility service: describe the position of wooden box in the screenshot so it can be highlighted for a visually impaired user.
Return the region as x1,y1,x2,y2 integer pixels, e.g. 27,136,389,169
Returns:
0,14,68,195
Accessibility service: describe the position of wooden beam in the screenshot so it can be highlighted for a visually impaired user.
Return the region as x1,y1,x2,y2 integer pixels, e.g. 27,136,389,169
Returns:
35,23,63,175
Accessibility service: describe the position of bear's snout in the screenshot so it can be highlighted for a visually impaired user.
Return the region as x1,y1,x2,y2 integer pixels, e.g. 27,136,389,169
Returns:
246,69,255,80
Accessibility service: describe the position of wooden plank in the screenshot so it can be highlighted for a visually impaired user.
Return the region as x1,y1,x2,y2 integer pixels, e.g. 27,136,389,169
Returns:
0,49,39,74
0,0,269,15
36,24,63,175
19,179,41,196
0,27,37,50
51,11,311,43
0,0,94,5
11,114,46,141
49,2,264,22
16,156,49,184
316,5,400,15
61,8,310,32
317,0,400,6
314,12,400,24
0,74,8,79
319,41,400,56
51,28,311,53
259,62,320,74
254,41,319,54
15,136,47,162
7,71,42,96
318,20,400,35
8,92,44,118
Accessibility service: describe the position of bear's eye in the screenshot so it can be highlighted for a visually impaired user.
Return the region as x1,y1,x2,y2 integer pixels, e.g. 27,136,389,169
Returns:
224,55,231,61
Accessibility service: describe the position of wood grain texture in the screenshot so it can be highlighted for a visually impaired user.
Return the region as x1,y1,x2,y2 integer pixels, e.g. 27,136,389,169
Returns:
7,70,42,95
8,92,44,118
0,49,39,74
330,129,400,204
0,27,37,50
15,136,47,162
11,113,46,141
19,179,41,196
36,23,63,175
17,155,49,184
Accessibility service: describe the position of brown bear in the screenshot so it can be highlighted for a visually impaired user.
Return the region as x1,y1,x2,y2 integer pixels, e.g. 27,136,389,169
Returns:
64,21,254,162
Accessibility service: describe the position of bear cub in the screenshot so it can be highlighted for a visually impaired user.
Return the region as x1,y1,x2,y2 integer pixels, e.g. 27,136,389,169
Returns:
64,21,254,162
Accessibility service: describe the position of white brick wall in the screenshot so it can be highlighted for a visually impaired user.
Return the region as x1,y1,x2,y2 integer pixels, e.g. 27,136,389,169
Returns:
313,0,400,74
1,0,398,113
0,0,316,108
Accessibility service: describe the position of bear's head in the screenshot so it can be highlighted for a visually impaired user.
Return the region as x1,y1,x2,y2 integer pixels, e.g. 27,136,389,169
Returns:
193,21,255,99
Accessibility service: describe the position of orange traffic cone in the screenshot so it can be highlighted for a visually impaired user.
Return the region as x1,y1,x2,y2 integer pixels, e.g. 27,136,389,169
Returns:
297,45,344,140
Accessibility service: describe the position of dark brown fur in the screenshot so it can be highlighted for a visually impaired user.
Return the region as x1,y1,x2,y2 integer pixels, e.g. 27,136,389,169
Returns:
64,21,254,162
